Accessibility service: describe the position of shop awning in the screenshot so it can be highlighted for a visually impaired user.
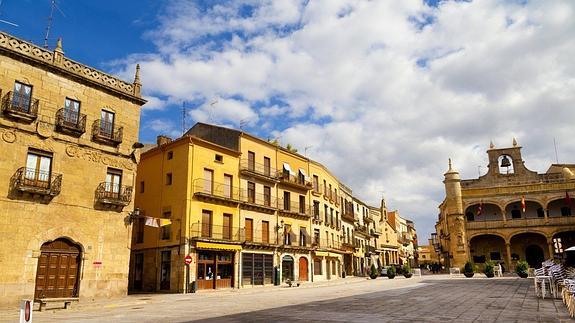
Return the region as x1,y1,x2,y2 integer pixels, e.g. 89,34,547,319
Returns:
196,242,242,251
315,251,329,257
283,163,295,175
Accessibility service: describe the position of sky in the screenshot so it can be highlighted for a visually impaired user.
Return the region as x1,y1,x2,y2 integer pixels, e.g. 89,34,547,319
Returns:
2,0,574,242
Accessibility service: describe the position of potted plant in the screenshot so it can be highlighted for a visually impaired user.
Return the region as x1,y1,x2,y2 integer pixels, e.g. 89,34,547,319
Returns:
463,261,475,278
403,264,413,278
387,266,396,279
484,261,495,278
369,264,378,279
515,260,529,278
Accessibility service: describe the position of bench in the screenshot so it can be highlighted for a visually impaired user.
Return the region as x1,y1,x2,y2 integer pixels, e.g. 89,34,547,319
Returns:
36,297,79,311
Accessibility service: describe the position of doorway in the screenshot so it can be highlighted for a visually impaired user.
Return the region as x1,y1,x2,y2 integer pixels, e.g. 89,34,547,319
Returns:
35,238,81,299
281,255,294,282
197,251,234,289
525,245,544,269
298,257,308,281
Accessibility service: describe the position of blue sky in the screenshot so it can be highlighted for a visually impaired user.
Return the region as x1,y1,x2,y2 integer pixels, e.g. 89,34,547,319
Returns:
2,0,574,241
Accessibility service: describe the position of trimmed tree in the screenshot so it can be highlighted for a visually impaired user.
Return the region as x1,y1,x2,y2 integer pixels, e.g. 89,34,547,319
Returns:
370,264,378,279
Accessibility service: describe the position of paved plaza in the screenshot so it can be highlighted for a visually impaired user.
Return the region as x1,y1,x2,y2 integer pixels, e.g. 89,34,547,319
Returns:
2,276,571,322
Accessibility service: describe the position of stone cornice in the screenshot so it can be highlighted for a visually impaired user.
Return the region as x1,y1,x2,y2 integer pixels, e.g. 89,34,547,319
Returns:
0,32,146,105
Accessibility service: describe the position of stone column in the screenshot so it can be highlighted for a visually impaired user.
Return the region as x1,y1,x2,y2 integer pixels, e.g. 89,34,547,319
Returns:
547,240,554,260
505,242,512,272
500,205,506,222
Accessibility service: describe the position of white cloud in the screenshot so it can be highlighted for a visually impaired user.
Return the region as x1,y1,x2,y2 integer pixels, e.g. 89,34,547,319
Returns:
117,0,575,240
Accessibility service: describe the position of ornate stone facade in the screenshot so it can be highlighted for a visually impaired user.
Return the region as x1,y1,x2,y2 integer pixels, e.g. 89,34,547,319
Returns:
0,32,145,306
435,140,575,271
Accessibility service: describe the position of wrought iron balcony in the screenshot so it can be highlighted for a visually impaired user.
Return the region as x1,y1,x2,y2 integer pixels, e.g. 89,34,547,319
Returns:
2,91,39,122
278,198,312,219
280,231,312,248
239,159,278,182
312,238,345,251
11,167,61,197
193,179,240,205
92,120,123,145
190,223,245,242
95,182,132,206
278,172,312,190
55,108,86,136
238,189,277,212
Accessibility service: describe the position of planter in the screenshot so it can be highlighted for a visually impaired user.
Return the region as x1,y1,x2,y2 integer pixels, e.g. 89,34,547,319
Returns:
370,274,378,280
517,272,528,278
485,272,494,278
387,274,396,279
464,272,474,278
404,273,413,278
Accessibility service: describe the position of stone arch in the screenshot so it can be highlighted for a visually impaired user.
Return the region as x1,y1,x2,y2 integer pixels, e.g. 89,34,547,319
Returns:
498,154,515,174
281,254,295,282
509,232,549,269
547,196,573,217
467,231,507,242
464,202,504,222
469,234,507,268
504,199,545,220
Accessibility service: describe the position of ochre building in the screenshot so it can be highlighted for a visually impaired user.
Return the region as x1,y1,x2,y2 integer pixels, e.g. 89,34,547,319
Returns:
129,123,410,293
434,139,575,271
0,32,145,306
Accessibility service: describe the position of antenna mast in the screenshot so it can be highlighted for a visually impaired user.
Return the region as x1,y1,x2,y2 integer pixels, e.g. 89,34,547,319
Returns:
182,101,187,135
553,138,559,164
44,0,65,49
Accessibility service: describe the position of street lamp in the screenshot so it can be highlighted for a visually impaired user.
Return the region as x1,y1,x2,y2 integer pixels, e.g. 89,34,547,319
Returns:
124,207,140,225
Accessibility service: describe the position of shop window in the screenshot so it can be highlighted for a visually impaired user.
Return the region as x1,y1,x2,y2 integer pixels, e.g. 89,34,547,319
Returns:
313,258,322,275
473,255,485,263
490,252,501,261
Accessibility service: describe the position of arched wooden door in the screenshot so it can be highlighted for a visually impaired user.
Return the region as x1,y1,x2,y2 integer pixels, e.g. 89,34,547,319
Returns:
298,257,308,281
35,238,81,299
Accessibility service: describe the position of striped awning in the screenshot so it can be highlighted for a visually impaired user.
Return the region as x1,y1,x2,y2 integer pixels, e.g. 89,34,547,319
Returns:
196,242,242,251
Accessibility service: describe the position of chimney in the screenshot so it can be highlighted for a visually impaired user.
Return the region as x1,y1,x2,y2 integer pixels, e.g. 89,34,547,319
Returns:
157,135,172,147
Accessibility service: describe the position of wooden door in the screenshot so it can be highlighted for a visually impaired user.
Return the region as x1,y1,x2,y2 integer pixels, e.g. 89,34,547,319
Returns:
299,257,308,281
262,221,269,243
248,151,255,171
202,210,212,237
245,218,253,242
35,238,81,299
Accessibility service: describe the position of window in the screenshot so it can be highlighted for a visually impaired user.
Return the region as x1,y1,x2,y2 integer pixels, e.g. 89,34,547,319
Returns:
511,208,521,219
262,221,269,243
313,175,319,192
166,173,172,185
215,154,223,162
203,169,213,193
328,184,332,198
284,191,291,210
330,208,334,225
134,253,144,290
537,208,545,218
299,195,306,214
136,217,145,243
167,151,173,160
63,98,81,125
324,205,329,223
247,151,255,171
323,180,327,195
490,252,501,261
314,258,322,275
245,218,253,242
336,212,339,229
201,210,212,237
263,186,271,206
561,207,572,217
263,157,271,176
25,150,52,188
160,251,171,290
100,110,115,137
12,81,32,112
140,181,145,193
473,255,486,263
284,224,292,245
223,213,232,240
247,181,255,203
224,174,233,198
300,227,307,246
314,229,320,246
161,211,171,240
298,170,305,185
313,201,320,219
105,168,122,197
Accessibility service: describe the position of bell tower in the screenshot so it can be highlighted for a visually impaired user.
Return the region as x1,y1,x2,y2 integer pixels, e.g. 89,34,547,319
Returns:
485,138,538,179
443,159,468,268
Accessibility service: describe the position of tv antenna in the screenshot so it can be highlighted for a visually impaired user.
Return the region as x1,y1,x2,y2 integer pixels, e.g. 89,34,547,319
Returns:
209,98,218,123
239,119,247,130
304,146,312,157
44,0,66,49
181,101,187,135
0,0,19,27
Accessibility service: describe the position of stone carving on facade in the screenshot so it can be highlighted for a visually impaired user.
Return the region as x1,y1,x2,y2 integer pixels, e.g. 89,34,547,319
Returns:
65,145,134,171
1,129,16,143
36,121,53,138
454,216,465,246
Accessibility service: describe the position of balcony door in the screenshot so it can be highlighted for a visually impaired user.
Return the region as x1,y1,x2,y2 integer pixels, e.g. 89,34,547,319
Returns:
247,182,255,203
203,169,213,193
202,210,212,238
105,169,122,198
63,98,80,125
223,214,232,240
224,174,233,198
245,218,253,242
247,151,255,171
100,110,115,137
25,151,52,189
13,81,32,112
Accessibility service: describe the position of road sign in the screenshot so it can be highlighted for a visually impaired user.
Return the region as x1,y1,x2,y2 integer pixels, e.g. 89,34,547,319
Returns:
19,299,32,323
184,254,192,265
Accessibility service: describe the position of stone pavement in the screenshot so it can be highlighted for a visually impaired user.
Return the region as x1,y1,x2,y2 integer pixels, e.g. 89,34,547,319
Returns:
2,276,571,322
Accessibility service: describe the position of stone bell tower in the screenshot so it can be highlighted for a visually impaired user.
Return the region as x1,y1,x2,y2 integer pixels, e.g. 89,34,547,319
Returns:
443,159,468,268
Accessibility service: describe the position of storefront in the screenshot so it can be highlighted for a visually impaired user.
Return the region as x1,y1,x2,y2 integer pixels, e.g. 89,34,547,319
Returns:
241,252,274,286
195,242,241,290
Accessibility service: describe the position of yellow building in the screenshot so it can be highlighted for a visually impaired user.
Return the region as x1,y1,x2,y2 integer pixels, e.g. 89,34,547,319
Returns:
0,32,145,306
130,122,410,292
435,140,575,270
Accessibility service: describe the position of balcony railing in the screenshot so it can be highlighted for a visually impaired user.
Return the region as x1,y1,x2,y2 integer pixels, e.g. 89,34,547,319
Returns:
466,217,575,230
12,167,61,197
278,172,312,190
190,223,245,242
95,182,132,206
193,179,240,203
278,198,311,218
244,229,278,245
280,231,312,247
92,119,123,145
2,91,39,122
238,189,276,211
239,159,278,180
55,108,86,135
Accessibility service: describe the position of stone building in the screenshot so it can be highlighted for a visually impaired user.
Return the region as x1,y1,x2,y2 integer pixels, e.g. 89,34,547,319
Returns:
435,139,575,270
0,32,145,306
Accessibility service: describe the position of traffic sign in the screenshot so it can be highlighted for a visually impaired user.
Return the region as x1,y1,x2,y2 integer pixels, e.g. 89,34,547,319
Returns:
184,254,192,265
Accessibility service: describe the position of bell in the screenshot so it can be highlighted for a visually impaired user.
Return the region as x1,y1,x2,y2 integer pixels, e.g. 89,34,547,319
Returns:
500,155,511,168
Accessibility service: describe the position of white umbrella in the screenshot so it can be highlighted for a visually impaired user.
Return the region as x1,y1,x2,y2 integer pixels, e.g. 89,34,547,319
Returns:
566,246,575,252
